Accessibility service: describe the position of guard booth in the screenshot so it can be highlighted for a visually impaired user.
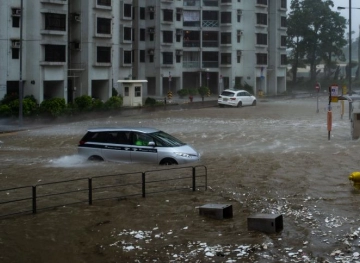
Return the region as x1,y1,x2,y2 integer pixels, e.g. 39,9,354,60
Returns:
117,80,148,107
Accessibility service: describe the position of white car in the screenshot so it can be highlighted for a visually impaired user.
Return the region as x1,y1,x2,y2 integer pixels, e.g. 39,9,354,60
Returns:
78,127,200,165
218,89,257,107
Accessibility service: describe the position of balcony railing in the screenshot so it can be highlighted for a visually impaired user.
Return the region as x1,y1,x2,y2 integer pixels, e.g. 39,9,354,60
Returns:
202,20,219,27
183,40,200,47
202,40,218,47
202,61,218,68
184,0,200,7
183,61,200,68
203,0,218,6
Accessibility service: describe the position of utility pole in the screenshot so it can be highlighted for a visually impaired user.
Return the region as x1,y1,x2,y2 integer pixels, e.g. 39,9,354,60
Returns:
18,0,24,127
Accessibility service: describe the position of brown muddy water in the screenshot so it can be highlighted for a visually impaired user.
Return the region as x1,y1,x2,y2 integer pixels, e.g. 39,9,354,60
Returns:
1,96,360,263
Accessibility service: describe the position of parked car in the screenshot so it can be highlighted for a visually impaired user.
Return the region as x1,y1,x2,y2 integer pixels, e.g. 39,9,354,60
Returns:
78,127,200,165
218,89,257,107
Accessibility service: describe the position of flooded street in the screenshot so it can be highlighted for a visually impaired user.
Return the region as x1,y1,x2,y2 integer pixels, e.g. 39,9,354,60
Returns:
1,96,360,262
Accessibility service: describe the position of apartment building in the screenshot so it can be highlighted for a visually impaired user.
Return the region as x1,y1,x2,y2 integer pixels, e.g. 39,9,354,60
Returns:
0,0,287,103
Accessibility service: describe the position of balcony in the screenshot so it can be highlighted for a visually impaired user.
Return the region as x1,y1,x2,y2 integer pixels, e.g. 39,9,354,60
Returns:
202,61,218,68
203,0,218,6
183,40,200,47
202,40,218,47
183,61,200,68
184,0,200,7
202,20,219,27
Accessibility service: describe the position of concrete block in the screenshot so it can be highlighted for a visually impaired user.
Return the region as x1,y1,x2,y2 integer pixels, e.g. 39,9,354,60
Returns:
199,204,233,219
247,214,283,233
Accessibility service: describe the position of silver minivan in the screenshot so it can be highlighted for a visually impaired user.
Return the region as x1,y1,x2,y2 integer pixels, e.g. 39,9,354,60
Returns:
78,127,200,165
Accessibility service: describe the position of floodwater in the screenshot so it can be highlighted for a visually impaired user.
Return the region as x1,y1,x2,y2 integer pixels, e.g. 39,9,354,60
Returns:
1,96,360,262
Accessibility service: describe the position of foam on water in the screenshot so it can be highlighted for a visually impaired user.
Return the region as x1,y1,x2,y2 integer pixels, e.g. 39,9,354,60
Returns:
47,154,89,168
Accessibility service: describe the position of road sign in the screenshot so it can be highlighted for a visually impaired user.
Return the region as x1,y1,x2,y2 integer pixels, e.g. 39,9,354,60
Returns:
330,85,338,97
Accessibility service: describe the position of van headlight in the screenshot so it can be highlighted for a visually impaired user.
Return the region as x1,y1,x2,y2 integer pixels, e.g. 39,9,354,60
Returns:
175,152,194,158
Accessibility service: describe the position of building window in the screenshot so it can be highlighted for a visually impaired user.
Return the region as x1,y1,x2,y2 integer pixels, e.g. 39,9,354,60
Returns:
281,54,287,65
256,53,267,65
97,0,111,6
281,35,286,47
12,17,20,28
176,54,181,63
281,0,286,9
124,3,132,18
256,13,267,25
140,50,145,62
256,33,267,45
123,50,131,64
221,12,231,24
124,87,129,96
124,27,132,41
45,13,66,31
97,46,111,63
221,32,231,45
12,48,19,59
163,9,173,22
140,28,145,41
256,0,267,5
45,45,66,62
221,53,231,65
176,9,182,21
163,31,173,43
135,86,141,97
140,7,145,20
281,16,287,27
163,52,173,65
97,17,111,34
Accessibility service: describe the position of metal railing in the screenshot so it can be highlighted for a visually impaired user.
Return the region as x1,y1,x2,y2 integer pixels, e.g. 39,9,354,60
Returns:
0,165,207,219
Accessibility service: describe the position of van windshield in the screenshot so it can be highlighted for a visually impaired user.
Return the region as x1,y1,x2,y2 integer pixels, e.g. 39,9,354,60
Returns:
150,131,186,147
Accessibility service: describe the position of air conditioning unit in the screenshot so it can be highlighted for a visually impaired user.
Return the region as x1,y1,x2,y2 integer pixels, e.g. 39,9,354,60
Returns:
12,41,20,48
237,50,242,56
237,10,242,15
74,15,81,22
237,31,243,36
148,49,154,55
148,6,155,12
148,28,155,34
176,29,183,35
176,50,182,56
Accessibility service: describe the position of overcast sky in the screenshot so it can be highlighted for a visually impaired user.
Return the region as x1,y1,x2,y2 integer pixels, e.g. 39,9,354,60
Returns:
287,0,360,38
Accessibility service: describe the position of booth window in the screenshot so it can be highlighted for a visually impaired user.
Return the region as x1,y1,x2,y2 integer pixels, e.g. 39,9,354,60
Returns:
135,86,141,97
124,87,129,96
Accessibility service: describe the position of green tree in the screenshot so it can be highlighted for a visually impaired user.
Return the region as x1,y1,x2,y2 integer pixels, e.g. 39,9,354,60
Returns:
287,0,347,82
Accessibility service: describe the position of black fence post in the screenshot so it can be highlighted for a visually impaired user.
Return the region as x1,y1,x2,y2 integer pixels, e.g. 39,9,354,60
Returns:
32,186,37,214
142,172,146,198
192,167,196,191
88,178,92,205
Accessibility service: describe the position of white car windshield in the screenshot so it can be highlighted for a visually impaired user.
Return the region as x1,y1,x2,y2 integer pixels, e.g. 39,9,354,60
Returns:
150,131,186,147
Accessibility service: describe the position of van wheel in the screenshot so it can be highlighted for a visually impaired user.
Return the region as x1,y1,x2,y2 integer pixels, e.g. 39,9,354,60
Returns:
88,155,104,162
160,158,178,165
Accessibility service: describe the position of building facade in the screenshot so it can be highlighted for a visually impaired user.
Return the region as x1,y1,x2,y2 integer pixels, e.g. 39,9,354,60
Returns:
0,0,287,103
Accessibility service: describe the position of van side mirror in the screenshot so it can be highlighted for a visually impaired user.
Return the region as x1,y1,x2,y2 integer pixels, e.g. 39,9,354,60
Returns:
148,141,155,147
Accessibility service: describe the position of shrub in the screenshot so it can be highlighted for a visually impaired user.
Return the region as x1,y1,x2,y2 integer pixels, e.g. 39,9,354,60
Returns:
39,98,66,117
74,95,93,111
0,93,18,105
112,87,118,97
198,86,210,98
177,89,189,98
22,97,38,116
104,96,123,110
0,104,11,117
188,88,198,96
145,97,157,106
92,98,104,110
